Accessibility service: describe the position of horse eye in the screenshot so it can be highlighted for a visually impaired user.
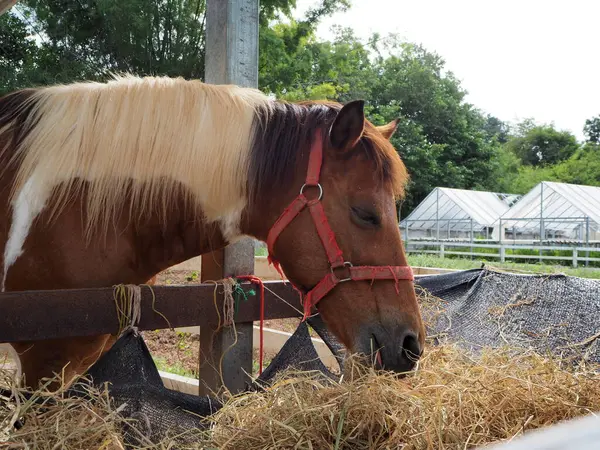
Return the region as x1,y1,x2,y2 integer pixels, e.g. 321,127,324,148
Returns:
351,206,381,227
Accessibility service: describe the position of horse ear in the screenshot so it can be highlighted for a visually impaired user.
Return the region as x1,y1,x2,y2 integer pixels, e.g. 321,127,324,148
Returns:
377,118,400,140
329,100,365,150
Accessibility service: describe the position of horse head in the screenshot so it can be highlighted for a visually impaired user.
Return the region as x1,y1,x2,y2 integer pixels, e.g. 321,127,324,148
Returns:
247,99,425,373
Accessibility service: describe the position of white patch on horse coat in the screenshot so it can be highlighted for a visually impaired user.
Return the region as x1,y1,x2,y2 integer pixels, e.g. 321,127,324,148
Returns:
219,207,244,244
1,176,50,291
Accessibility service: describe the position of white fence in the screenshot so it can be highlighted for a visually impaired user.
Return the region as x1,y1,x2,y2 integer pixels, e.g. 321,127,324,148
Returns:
404,240,600,268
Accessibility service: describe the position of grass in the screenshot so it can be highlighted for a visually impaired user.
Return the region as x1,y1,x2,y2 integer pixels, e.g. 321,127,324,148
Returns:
152,356,197,378
408,254,600,279
153,355,273,380
252,359,273,377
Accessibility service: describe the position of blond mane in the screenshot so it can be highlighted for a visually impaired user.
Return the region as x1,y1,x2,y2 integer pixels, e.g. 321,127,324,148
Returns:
7,75,273,238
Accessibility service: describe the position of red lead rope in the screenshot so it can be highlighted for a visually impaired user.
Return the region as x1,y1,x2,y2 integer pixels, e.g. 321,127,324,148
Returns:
266,129,415,321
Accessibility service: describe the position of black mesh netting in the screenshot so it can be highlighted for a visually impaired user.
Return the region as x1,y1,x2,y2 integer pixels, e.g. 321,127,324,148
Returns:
55,268,600,446
418,267,600,362
65,313,347,446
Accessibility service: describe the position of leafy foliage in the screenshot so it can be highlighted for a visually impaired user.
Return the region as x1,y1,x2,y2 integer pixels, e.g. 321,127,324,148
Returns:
503,119,579,167
485,118,600,195
367,40,499,214
483,115,510,144
0,0,349,93
260,25,373,102
584,115,600,144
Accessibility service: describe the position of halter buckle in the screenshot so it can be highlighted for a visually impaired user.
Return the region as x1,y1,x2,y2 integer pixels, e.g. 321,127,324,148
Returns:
300,183,323,203
331,261,353,283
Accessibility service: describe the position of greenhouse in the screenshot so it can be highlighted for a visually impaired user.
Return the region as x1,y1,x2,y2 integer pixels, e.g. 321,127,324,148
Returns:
499,181,600,243
400,187,520,241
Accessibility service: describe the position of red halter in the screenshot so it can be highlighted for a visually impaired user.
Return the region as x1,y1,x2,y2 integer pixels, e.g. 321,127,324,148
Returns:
266,129,414,320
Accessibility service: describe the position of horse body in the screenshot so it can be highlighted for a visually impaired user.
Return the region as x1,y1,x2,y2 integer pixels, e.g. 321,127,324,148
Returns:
0,153,229,385
0,75,425,387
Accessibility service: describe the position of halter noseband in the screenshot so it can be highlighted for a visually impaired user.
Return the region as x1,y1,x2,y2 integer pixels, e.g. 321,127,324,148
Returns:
266,129,414,320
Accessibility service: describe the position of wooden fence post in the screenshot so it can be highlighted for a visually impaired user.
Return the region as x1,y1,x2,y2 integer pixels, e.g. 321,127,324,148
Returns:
199,0,259,396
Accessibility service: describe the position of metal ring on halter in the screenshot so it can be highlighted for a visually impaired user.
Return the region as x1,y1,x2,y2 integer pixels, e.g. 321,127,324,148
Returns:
300,183,323,202
331,261,353,283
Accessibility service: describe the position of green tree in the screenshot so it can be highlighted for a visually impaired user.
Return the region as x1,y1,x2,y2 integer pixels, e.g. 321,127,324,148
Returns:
260,25,374,101
0,12,38,90
365,39,498,214
500,143,600,194
488,146,523,193
584,115,600,144
483,115,510,144
0,0,349,94
504,120,579,166
552,143,600,186
510,165,558,194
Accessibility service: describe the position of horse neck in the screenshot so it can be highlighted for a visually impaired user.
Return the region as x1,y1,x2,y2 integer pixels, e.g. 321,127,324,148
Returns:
128,201,230,279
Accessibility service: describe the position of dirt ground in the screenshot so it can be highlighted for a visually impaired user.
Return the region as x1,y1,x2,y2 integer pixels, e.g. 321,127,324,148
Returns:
142,328,280,378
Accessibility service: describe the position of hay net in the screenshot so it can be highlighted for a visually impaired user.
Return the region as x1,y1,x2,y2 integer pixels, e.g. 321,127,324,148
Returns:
419,267,600,364
63,313,345,447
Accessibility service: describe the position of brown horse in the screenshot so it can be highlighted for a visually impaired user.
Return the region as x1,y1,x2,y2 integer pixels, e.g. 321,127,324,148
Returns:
0,75,425,388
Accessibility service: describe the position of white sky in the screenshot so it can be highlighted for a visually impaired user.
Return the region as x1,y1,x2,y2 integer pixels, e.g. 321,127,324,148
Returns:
294,0,600,140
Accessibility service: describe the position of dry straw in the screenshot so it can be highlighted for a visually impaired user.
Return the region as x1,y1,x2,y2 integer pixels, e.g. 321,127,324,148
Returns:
0,371,128,449
2,343,600,450
207,346,600,449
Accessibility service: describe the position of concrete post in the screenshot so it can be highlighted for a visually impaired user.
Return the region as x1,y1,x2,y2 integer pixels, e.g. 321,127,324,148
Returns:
199,0,259,396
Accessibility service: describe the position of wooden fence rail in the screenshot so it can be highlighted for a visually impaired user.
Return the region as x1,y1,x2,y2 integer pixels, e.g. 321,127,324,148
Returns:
0,280,302,394
0,280,301,343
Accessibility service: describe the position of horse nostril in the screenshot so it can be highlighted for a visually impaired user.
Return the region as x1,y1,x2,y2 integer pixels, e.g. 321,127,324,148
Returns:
402,332,422,363
362,328,422,373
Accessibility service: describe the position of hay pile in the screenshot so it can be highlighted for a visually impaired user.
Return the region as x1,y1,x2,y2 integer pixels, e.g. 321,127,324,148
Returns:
2,343,600,450
0,374,129,449
209,347,600,449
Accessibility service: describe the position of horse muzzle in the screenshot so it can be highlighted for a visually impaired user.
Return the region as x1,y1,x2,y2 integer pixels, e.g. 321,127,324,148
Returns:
354,324,423,374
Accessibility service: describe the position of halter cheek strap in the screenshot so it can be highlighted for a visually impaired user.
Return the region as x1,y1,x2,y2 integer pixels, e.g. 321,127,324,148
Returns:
266,129,414,320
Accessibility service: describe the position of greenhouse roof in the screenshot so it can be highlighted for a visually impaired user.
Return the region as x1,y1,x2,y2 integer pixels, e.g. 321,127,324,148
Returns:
400,187,520,230
501,181,600,230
